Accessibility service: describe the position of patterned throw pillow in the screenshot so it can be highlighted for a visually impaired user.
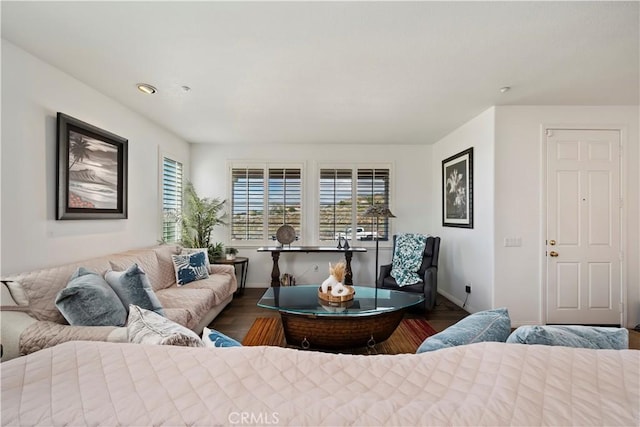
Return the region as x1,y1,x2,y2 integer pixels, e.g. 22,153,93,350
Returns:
55,267,127,326
390,233,428,286
172,251,209,286
104,264,165,316
202,327,242,347
180,247,211,268
127,305,204,347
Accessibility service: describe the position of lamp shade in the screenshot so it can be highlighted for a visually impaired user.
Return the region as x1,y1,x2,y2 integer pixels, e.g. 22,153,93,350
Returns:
364,205,396,218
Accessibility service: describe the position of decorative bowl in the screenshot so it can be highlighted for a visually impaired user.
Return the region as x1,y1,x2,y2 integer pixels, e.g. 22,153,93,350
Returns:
318,286,355,302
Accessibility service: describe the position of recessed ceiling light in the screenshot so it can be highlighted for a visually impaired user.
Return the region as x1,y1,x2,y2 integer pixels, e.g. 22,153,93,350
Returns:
500,86,511,93
136,83,157,94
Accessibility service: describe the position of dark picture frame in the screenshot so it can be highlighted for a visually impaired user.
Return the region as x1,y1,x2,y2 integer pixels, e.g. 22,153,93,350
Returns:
56,113,128,220
442,147,473,228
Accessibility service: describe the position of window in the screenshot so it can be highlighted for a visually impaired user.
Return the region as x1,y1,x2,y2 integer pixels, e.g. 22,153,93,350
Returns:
319,169,353,241
231,165,302,242
162,157,183,242
356,168,391,240
267,168,301,238
319,166,391,242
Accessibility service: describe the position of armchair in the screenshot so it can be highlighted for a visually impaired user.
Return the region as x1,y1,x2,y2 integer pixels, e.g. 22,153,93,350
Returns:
377,235,440,311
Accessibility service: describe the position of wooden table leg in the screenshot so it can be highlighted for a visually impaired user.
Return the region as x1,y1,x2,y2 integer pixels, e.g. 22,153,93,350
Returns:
270,251,281,287
344,250,353,286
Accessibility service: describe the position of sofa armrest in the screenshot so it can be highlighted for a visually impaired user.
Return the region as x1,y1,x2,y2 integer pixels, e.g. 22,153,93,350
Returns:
208,264,235,276
1,310,37,362
19,321,120,357
1,280,38,362
377,263,393,287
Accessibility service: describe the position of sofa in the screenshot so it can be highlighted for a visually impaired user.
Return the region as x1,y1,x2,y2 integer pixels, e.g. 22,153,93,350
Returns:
0,244,237,362
1,341,638,426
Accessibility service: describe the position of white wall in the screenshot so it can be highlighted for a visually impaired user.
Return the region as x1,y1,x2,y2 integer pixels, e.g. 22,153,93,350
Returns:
1,40,190,274
494,106,639,327
190,143,432,287
430,107,495,313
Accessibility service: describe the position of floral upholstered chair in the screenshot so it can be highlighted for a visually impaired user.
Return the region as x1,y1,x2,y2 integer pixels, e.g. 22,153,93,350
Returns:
376,234,440,311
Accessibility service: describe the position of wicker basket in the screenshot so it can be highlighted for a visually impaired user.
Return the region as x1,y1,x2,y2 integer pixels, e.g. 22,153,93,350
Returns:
317,285,355,302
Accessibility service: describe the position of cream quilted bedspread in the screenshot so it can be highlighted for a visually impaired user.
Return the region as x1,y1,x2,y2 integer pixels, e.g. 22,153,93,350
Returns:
1,341,638,426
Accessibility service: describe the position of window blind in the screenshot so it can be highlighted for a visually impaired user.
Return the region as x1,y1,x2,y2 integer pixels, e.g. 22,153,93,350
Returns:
319,169,353,241
268,168,301,239
357,169,391,241
162,157,183,243
231,168,265,241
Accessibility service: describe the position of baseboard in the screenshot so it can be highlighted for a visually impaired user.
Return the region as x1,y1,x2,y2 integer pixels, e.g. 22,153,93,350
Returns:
437,289,478,314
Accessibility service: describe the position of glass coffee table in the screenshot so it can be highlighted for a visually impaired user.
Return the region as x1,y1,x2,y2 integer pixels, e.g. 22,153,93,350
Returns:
257,285,424,350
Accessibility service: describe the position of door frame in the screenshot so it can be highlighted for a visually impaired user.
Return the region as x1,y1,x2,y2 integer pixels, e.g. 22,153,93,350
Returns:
539,124,628,326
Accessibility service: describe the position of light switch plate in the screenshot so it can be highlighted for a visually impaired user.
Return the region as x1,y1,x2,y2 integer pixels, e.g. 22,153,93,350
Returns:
504,237,522,247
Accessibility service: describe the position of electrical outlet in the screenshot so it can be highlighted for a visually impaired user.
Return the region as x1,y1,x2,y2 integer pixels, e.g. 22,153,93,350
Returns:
465,285,471,294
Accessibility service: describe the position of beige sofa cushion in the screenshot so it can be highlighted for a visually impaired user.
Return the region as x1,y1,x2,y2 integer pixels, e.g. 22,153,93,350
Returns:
152,245,182,291
155,287,217,330
185,267,238,305
19,320,117,355
162,308,193,329
109,249,161,290
3,258,112,323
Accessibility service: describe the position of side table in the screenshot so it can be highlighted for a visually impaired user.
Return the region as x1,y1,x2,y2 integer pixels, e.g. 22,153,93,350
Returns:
212,257,248,295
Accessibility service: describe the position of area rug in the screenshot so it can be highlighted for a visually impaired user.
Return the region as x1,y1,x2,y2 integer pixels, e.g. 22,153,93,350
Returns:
242,317,437,355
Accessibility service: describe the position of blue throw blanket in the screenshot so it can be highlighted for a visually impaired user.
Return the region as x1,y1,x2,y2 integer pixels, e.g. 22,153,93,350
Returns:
390,233,427,286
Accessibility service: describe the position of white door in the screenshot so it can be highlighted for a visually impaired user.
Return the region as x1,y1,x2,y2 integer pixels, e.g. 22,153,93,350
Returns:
546,129,622,325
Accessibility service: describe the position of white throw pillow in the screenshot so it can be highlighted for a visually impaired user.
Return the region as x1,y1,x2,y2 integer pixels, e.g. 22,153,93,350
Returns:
127,304,204,347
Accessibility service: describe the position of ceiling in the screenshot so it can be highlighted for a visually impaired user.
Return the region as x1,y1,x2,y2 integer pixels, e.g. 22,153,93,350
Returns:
2,1,638,145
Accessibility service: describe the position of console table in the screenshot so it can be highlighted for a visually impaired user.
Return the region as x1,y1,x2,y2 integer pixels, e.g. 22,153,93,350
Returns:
257,246,366,286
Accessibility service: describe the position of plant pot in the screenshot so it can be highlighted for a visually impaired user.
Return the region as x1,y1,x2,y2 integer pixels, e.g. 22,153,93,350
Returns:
226,254,236,260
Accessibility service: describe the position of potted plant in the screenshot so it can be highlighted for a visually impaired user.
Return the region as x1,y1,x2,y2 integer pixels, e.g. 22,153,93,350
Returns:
209,242,225,260
225,247,238,260
180,181,227,262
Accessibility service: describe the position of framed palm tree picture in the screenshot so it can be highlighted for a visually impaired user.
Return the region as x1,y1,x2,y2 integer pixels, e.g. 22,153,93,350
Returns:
56,113,128,219
442,147,473,228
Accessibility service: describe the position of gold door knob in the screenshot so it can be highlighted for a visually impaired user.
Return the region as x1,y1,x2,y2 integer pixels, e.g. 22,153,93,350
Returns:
549,240,556,246
549,251,559,257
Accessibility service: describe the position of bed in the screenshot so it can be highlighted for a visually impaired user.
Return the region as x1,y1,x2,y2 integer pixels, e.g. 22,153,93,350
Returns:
1,340,638,426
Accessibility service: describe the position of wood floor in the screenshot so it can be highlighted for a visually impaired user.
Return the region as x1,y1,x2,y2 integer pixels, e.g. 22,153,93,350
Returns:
209,288,640,350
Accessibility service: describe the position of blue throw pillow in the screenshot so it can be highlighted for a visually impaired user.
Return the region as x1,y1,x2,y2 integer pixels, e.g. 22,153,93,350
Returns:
172,251,209,286
202,327,242,347
506,325,628,349
55,267,127,326
417,307,511,353
105,264,165,316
